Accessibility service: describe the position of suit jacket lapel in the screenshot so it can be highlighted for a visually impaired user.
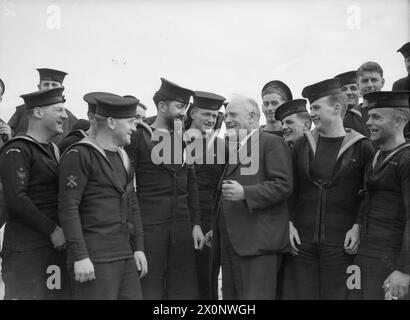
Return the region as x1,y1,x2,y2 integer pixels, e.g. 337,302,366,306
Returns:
225,160,241,177
225,128,261,177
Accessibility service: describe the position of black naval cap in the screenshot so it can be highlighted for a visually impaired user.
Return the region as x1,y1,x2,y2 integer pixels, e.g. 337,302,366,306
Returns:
302,78,342,104
83,92,121,114
334,71,357,87
275,99,308,121
261,80,293,101
155,78,194,105
364,91,410,110
21,87,66,109
397,42,410,59
37,68,68,83
124,95,147,111
72,119,90,131
192,91,226,110
95,95,139,118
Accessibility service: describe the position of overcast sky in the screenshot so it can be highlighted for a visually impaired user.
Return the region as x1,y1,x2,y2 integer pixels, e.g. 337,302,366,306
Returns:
0,0,409,123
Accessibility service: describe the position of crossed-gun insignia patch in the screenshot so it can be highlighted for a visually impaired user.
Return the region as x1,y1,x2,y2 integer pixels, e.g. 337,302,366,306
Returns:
66,175,78,188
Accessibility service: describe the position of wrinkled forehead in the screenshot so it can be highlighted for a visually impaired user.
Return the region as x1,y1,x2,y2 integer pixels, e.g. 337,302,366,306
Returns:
226,99,253,114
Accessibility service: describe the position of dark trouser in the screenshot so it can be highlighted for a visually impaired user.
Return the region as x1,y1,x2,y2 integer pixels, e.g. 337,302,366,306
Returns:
280,241,353,300
219,216,282,300
209,225,221,300
70,258,142,300
195,220,212,300
350,252,395,300
142,221,198,300
1,246,69,300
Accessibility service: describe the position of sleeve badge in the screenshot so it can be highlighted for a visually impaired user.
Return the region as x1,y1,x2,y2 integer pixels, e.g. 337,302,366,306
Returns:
66,174,78,188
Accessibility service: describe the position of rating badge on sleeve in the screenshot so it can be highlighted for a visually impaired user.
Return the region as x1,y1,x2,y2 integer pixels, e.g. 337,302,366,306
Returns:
66,174,77,188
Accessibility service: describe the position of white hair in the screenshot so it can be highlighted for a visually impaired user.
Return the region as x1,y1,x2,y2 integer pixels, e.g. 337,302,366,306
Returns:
229,94,260,119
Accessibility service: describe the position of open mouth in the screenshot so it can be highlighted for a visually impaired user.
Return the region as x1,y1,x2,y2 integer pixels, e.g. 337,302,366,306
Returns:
283,130,292,137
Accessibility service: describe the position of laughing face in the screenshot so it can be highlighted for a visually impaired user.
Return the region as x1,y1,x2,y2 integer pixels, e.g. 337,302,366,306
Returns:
224,100,253,136
366,108,396,145
190,107,219,134
41,102,68,136
112,117,137,146
309,96,337,132
282,113,309,145
163,100,187,130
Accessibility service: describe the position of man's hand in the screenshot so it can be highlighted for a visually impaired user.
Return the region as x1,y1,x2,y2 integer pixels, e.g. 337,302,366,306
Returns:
222,180,245,201
289,221,301,256
384,271,410,299
134,251,148,279
74,257,96,283
193,225,205,250
50,226,66,251
204,229,213,248
344,224,360,255
0,121,11,140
